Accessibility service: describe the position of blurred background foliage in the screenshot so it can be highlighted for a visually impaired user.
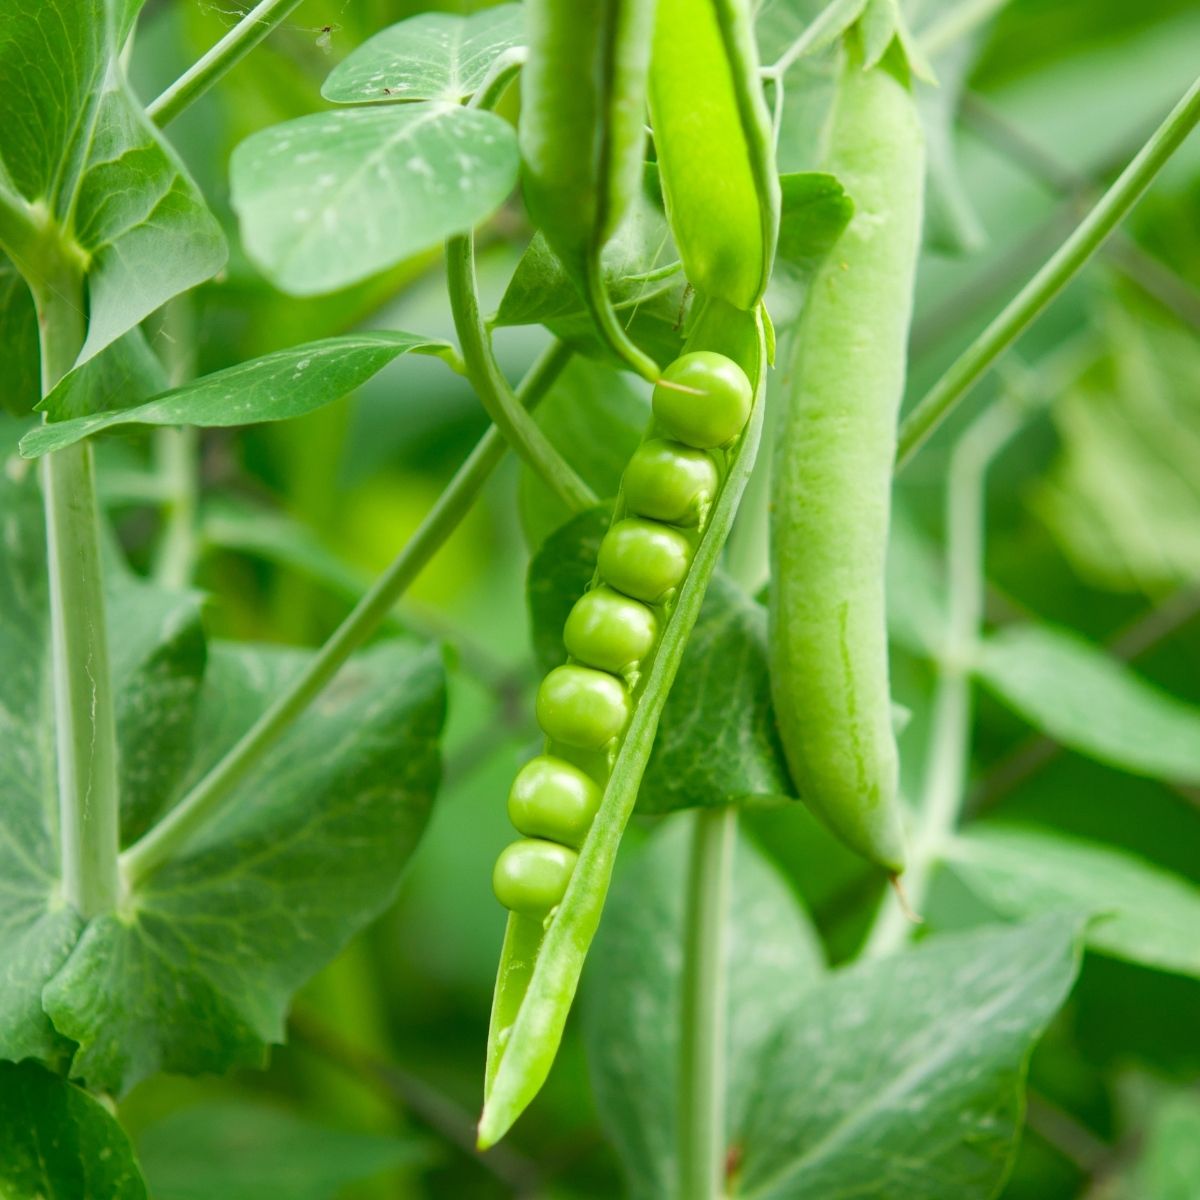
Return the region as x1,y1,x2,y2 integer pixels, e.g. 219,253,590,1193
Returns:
104,0,1200,1195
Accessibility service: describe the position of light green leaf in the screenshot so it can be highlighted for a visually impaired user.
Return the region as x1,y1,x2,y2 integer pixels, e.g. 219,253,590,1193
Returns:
0,1061,147,1200
21,332,452,457
137,1101,426,1200
518,357,647,548
736,917,1082,1199
0,254,39,417
43,639,446,1093
1133,1093,1200,1200
322,5,525,105
946,825,1200,979
230,105,519,296
975,623,1200,785
583,821,825,1200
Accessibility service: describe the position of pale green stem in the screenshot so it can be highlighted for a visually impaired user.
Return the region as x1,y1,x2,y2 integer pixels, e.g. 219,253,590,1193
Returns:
35,260,121,917
445,234,597,514
678,806,737,1200
147,0,304,127
863,401,1021,957
896,73,1200,470
121,342,573,888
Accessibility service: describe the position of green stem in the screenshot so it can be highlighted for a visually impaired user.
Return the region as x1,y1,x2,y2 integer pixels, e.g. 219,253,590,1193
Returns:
147,0,303,127
36,261,121,918
445,234,597,513
121,342,572,888
678,806,737,1200
864,401,1021,957
896,73,1200,470
917,0,1010,59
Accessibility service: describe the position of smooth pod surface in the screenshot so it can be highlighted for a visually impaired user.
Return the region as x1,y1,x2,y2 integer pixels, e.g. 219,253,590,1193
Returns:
768,37,923,874
536,664,630,749
598,519,693,603
652,351,752,448
493,838,579,914
564,586,658,673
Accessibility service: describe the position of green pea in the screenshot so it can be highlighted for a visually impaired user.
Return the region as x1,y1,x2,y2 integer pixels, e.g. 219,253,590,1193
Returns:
563,586,658,674
597,519,692,604
507,756,602,849
536,664,630,749
623,439,720,525
652,352,753,448
493,838,578,915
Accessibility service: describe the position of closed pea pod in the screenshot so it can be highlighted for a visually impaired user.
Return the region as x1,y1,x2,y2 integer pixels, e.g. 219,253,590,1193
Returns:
768,29,924,874
519,0,661,379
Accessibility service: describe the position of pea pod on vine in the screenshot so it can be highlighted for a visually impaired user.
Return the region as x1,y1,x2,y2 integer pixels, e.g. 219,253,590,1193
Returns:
480,300,767,1148
519,0,661,380
768,26,926,874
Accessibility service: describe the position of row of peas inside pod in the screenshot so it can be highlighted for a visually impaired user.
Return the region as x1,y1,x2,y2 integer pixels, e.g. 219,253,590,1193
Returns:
493,352,754,916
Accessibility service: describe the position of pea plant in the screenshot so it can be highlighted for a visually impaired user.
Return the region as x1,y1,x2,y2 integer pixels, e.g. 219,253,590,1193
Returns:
2,0,1199,1196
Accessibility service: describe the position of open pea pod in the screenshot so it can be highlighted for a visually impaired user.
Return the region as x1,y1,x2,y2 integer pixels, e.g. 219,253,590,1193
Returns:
519,0,661,380
479,299,769,1148
648,0,780,310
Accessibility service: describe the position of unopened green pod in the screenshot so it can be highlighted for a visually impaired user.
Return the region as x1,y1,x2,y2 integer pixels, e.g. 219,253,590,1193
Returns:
768,31,924,875
519,0,660,379
648,0,779,310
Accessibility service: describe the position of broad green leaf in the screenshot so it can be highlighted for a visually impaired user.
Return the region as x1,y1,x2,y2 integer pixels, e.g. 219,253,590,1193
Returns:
0,254,39,416
0,1061,147,1200
43,639,446,1093
1132,1093,1200,1200
641,576,793,811
0,464,203,1064
774,172,854,272
38,326,169,422
975,623,1200,785
322,5,525,105
518,357,647,547
230,105,519,296
946,825,1200,980
21,332,453,458
583,821,825,1200
736,917,1082,1199
137,1101,426,1200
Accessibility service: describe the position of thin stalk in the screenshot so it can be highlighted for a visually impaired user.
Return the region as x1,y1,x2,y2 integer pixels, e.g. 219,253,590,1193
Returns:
121,342,572,888
863,401,1020,957
36,260,121,917
896,74,1200,470
445,233,597,513
918,0,1010,59
147,0,304,128
678,806,737,1200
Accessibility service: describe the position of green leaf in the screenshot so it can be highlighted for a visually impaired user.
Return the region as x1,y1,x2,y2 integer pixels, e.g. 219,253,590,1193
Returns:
1132,1093,1200,1200
137,1101,426,1200
975,623,1200,785
735,917,1082,1199
0,254,39,416
0,1061,147,1200
583,821,825,1200
322,5,525,105
21,332,453,458
38,326,169,422
640,576,793,812
775,172,854,272
946,825,1200,980
230,105,519,296
43,639,446,1093
518,358,647,548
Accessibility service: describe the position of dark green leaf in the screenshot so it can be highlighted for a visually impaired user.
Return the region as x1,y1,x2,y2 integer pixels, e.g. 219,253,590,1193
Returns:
21,332,453,458
137,1101,427,1200
230,105,519,296
0,254,39,417
946,825,1200,979
583,821,825,1199
38,326,170,422
736,917,1082,1199
775,172,854,272
322,5,525,105
976,623,1200,785
0,1061,147,1200
43,639,446,1093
